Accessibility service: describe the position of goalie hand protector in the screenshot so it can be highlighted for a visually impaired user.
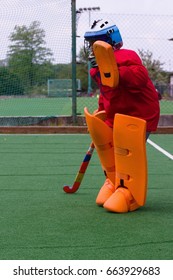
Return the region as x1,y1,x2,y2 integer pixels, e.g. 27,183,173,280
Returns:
88,49,98,68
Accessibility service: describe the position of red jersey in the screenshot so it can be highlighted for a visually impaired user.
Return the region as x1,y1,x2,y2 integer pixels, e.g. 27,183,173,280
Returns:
90,49,160,132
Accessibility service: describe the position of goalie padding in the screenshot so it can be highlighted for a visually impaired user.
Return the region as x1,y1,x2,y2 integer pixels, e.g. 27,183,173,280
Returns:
113,114,147,206
84,107,115,185
93,40,119,88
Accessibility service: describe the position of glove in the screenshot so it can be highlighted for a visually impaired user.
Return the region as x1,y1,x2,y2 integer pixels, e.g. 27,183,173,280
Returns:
88,49,98,68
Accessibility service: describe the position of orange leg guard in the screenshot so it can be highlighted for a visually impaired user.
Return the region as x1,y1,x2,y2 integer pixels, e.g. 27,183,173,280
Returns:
84,107,115,184
84,107,116,205
104,114,147,213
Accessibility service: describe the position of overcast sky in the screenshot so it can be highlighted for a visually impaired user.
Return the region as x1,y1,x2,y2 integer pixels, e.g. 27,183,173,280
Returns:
77,0,173,15
76,0,173,70
0,0,173,70
2,0,172,15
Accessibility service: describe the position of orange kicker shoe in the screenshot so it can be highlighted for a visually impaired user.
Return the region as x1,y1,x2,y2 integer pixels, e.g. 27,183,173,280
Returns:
96,178,115,206
103,187,140,213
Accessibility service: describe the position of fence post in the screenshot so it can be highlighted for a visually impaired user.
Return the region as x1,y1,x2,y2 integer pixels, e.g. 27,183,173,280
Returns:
71,0,77,124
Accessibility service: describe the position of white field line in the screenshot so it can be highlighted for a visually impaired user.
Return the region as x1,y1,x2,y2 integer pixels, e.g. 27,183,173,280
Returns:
147,139,173,161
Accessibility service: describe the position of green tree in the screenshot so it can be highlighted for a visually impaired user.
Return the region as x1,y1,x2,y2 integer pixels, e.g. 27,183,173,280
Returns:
7,21,54,93
138,49,169,85
53,64,72,79
76,47,97,92
0,67,24,95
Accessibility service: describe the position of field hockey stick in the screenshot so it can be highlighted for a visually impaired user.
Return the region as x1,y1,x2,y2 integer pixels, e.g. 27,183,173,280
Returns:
63,142,95,193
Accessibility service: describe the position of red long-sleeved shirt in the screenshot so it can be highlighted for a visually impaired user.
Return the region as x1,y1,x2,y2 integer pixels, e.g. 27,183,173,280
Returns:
90,49,160,132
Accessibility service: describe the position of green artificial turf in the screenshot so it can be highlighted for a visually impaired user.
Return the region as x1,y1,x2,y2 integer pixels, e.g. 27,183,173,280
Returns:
0,134,172,260
0,97,172,116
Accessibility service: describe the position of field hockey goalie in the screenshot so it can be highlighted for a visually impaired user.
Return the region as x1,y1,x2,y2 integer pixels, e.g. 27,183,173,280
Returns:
84,107,147,213
83,19,160,213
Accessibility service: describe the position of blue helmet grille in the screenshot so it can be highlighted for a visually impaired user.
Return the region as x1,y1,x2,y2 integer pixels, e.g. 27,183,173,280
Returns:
84,24,123,49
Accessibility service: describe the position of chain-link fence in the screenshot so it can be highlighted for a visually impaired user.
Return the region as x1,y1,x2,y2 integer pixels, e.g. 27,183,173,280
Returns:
0,0,173,124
